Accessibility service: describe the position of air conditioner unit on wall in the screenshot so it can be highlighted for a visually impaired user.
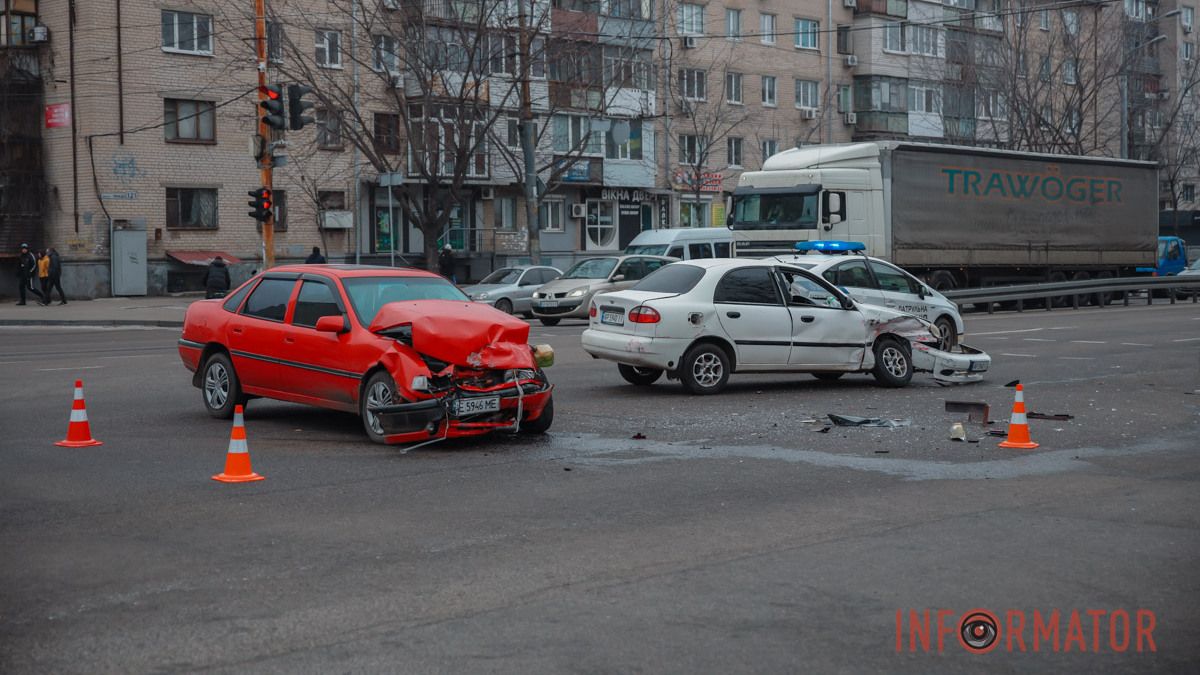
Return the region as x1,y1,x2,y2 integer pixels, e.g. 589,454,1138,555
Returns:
844,112,858,124
28,25,49,43
843,0,857,7
320,210,353,229
382,0,400,8
801,107,819,120
1185,23,1193,33
844,54,859,67
480,186,495,200
571,202,587,219
683,36,698,49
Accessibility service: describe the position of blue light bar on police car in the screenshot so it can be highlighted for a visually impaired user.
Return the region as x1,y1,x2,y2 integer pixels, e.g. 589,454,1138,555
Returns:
794,240,866,253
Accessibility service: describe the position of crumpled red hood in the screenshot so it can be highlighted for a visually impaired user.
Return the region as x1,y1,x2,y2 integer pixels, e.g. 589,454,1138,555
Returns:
369,300,535,370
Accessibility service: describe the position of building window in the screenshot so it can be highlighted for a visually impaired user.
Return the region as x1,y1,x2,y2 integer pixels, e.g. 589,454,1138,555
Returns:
1185,42,1196,61
884,21,905,52
316,29,342,68
1065,108,1081,135
760,13,777,44
553,114,602,154
266,21,284,63
794,79,819,108
1039,8,1050,29
907,84,940,113
837,84,852,113
727,136,743,167
586,200,617,248
726,71,743,104
1185,6,1196,30
761,75,777,106
794,18,819,50
678,3,704,35
319,191,346,210
679,134,708,165
539,200,566,232
603,47,654,90
910,24,938,57
726,8,742,38
163,99,215,142
165,188,218,229
761,139,778,163
680,200,710,227
1064,58,1078,84
489,33,515,75
1,0,38,47
1015,1,1026,27
609,0,651,19
408,103,489,177
977,91,1007,120
606,120,643,159
374,113,401,154
1125,0,1147,20
1184,184,1196,202
1063,9,1079,36
1039,55,1051,81
506,118,522,148
495,197,517,229
316,108,342,148
373,34,400,72
161,10,213,55
679,68,707,100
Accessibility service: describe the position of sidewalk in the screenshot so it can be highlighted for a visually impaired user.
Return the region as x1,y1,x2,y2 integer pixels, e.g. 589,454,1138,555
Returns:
0,295,203,327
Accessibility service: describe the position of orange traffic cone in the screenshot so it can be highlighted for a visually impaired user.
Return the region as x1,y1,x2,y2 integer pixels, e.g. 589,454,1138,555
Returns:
212,405,264,483
998,384,1039,450
56,379,103,447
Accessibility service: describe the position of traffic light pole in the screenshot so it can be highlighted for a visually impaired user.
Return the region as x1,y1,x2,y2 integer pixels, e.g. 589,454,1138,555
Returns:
254,0,275,269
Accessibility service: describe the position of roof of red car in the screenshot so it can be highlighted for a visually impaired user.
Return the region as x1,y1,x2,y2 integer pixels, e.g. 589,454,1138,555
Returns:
267,264,440,278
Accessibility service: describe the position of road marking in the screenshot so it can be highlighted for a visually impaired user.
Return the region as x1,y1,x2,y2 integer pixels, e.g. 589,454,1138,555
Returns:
98,354,160,360
1173,337,1200,342
1059,356,1096,360
971,328,1045,336
1047,326,1078,330
1023,338,1056,342
1000,353,1038,358
1071,340,1107,344
37,365,105,371
1121,342,1152,347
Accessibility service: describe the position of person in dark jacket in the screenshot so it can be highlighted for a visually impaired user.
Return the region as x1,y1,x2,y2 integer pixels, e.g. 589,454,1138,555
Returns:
437,244,456,283
15,243,45,305
204,256,231,299
305,246,326,264
46,247,67,305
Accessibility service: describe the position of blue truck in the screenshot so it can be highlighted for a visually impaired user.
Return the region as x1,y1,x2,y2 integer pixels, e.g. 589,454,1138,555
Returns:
1138,236,1189,277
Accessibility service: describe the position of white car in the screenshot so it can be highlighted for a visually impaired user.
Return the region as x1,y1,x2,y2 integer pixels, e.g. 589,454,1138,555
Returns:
772,242,964,350
581,259,990,395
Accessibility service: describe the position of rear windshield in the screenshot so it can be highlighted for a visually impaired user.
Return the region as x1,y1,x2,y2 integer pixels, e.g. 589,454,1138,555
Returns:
625,244,669,255
633,264,705,294
479,268,521,284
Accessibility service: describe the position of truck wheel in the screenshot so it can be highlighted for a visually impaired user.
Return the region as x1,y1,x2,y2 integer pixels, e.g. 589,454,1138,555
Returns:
929,271,956,293
1048,271,1070,307
1071,271,1092,306
1093,271,1116,305
871,337,913,388
934,316,958,351
679,343,731,395
618,364,663,386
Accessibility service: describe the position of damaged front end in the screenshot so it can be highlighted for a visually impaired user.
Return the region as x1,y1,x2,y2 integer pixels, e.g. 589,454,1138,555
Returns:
911,342,991,384
367,300,554,443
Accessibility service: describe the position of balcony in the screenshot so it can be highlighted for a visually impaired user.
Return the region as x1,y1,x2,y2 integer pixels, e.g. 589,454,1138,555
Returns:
854,111,908,134
554,155,603,184
854,0,906,18
1,3,40,49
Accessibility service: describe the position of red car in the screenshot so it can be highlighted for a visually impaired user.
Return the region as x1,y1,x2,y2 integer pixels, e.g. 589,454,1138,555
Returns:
178,265,554,444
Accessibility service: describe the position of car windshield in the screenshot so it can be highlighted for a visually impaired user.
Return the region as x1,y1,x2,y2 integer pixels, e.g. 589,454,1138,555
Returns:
563,258,618,279
342,276,468,324
730,192,819,230
479,268,522,285
625,244,669,255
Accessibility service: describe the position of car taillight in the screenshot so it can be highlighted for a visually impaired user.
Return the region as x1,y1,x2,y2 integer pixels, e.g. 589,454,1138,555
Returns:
628,306,660,323
589,304,597,318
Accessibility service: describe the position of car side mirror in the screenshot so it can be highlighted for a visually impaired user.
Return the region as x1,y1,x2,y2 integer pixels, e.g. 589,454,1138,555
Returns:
315,314,347,333
611,274,625,282
918,285,928,299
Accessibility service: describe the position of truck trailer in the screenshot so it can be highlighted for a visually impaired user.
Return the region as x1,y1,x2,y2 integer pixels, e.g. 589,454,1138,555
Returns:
728,141,1160,291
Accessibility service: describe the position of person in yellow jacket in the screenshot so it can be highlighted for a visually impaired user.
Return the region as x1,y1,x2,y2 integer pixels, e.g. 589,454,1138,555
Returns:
36,249,51,306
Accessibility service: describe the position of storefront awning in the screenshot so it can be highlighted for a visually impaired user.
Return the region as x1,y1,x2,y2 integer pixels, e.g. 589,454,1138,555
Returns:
165,250,242,266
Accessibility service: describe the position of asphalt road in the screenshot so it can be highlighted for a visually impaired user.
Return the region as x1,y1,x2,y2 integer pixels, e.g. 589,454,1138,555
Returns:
2,302,1198,673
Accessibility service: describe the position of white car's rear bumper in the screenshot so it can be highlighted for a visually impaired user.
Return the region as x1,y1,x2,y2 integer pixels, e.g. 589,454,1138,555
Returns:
911,342,990,384
581,329,690,371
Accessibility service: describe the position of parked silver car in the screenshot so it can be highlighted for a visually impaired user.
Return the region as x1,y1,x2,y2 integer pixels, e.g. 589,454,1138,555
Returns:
463,265,562,316
530,255,677,326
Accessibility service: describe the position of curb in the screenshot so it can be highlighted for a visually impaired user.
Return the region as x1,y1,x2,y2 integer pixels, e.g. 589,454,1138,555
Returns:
0,320,183,328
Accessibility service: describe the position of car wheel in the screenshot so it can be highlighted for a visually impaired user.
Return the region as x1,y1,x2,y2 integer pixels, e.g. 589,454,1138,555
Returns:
361,370,398,444
934,315,958,351
618,364,663,386
871,337,913,388
679,343,730,395
494,298,513,314
202,352,243,419
539,317,561,326
521,395,554,434
812,372,845,381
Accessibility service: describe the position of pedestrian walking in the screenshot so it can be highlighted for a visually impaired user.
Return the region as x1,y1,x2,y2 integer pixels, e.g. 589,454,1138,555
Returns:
36,249,51,305
204,256,231,299
46,247,67,304
15,243,45,305
438,244,456,284
305,246,326,264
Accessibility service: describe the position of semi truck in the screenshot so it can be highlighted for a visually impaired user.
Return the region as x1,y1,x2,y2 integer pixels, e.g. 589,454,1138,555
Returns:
727,141,1160,292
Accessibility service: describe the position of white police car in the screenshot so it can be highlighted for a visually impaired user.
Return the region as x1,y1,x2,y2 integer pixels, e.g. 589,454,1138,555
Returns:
772,241,965,350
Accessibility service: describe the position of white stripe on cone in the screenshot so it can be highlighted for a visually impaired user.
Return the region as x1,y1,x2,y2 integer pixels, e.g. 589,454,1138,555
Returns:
1011,412,1027,425
234,411,244,426
1014,389,1024,403
227,438,249,455
74,387,83,399
70,409,88,422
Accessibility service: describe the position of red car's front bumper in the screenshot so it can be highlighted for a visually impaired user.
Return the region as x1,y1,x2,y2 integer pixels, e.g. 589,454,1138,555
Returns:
375,380,552,444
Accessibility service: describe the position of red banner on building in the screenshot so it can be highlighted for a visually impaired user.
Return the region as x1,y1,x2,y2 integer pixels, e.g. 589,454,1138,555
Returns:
45,103,72,129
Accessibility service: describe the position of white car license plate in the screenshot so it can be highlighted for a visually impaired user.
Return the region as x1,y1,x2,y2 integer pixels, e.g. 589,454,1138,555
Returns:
969,360,988,372
538,300,559,308
456,396,500,416
601,311,624,326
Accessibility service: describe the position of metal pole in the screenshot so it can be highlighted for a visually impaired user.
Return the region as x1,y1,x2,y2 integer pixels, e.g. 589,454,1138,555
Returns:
254,0,275,268
518,0,542,264
351,0,362,264
1120,74,1128,159
389,185,395,267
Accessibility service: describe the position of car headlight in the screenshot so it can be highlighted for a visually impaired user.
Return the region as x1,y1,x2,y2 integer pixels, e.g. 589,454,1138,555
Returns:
567,287,588,298
473,292,489,300
532,291,544,299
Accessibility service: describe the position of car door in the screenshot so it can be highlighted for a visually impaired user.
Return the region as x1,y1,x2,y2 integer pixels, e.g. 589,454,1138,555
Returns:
713,266,793,366
228,276,298,392
777,267,870,368
512,269,542,314
867,260,933,320
822,259,886,308
611,257,648,290
278,278,359,407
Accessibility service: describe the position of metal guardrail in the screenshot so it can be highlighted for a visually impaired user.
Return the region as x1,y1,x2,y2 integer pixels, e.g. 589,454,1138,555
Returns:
943,276,1200,313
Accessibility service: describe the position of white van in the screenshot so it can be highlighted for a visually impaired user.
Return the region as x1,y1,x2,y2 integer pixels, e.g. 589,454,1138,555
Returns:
624,228,734,260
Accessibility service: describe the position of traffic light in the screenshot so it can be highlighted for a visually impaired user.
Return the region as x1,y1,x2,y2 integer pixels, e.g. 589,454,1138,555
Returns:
259,84,286,130
247,187,272,222
287,83,315,131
